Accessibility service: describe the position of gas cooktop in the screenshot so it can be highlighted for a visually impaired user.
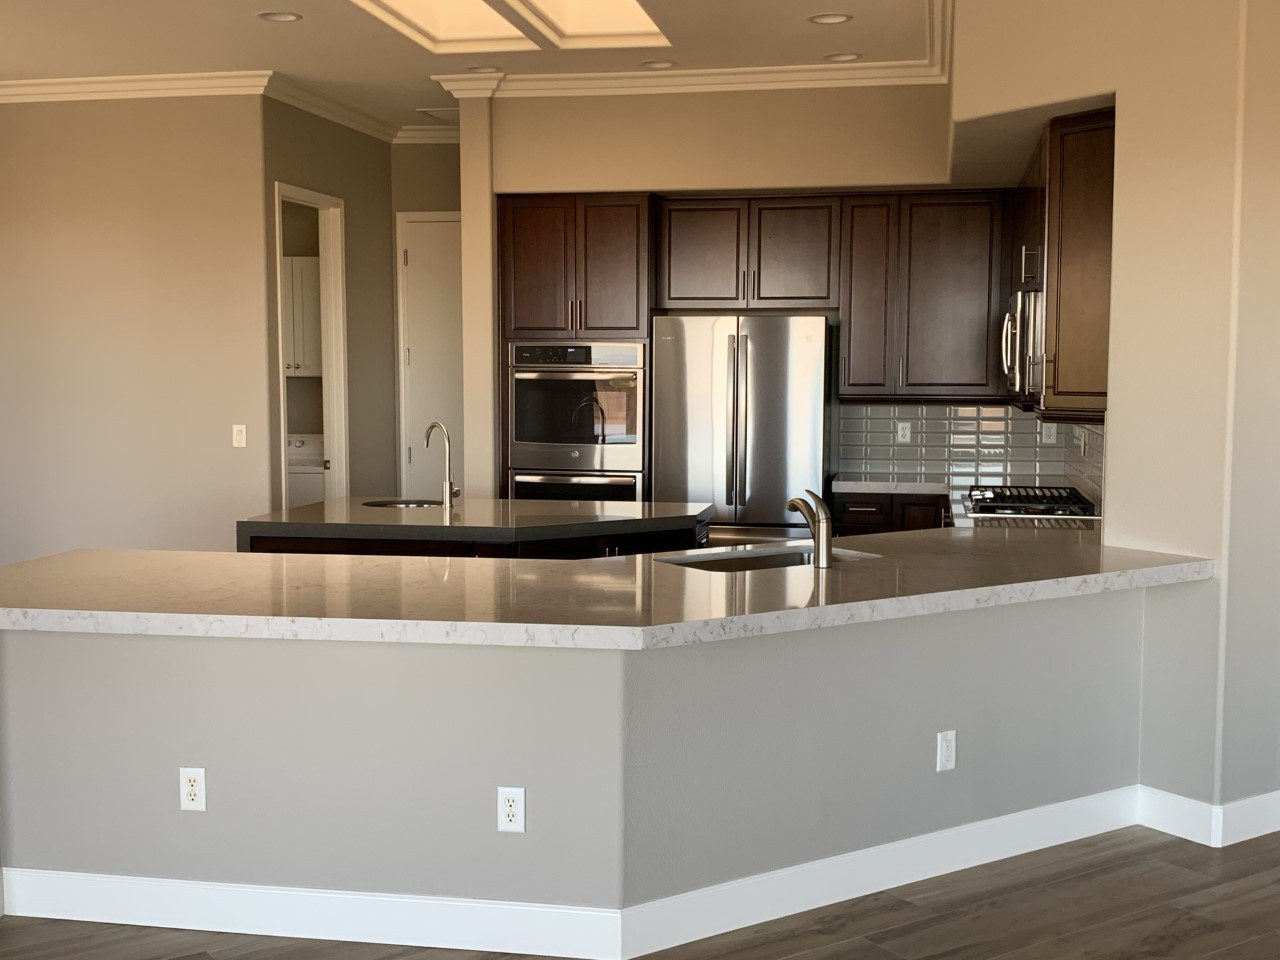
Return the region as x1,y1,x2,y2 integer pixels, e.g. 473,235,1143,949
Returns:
967,485,1098,517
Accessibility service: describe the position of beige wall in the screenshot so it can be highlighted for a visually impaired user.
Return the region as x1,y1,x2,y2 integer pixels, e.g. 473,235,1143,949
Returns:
0,97,271,565
954,0,1240,560
1220,0,1280,801
492,85,952,193
391,143,461,212
262,98,397,496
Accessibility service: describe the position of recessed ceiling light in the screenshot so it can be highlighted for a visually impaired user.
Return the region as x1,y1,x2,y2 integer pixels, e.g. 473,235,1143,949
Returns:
641,59,677,70
824,52,863,62
258,11,302,22
467,65,501,73
808,13,852,24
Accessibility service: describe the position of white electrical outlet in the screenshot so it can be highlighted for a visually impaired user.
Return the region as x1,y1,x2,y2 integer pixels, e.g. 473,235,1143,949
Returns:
231,424,247,448
895,421,912,443
497,786,525,833
936,731,956,772
1040,422,1058,444
179,767,206,812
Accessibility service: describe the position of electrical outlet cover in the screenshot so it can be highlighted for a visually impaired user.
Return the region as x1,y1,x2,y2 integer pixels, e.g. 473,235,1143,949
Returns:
895,421,912,443
936,732,956,772
497,786,525,833
179,766,206,812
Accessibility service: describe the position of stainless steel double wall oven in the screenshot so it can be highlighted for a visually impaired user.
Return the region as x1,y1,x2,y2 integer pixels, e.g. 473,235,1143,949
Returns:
507,341,646,501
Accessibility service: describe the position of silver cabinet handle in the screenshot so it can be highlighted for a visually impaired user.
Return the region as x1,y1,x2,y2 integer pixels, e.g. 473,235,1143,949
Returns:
726,334,737,506
578,298,584,329
752,269,758,300
740,270,746,302
844,506,882,513
899,355,906,388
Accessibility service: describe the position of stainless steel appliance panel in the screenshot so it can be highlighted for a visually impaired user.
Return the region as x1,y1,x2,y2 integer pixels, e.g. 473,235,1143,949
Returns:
510,472,642,502
508,342,644,473
652,316,738,523
735,315,826,524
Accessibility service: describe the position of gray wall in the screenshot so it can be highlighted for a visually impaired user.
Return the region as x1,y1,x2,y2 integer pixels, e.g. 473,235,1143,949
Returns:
622,591,1143,905
0,632,625,906
0,590,1145,910
392,144,461,212
0,97,271,566
263,99,397,496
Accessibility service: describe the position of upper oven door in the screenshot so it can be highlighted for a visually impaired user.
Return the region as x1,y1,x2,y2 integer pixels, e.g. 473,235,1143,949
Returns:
510,368,644,471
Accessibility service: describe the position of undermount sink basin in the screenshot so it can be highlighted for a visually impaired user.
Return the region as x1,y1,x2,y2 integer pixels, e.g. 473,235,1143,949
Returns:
362,499,443,508
658,546,877,573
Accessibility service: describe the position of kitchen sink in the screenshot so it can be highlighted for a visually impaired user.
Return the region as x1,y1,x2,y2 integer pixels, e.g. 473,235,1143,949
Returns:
657,546,877,573
362,499,443,508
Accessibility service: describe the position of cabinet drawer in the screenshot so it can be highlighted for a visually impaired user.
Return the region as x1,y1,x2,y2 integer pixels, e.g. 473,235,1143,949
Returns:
832,493,892,526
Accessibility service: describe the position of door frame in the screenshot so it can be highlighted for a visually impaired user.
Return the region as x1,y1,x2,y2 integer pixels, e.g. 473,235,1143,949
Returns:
395,211,462,496
273,182,350,506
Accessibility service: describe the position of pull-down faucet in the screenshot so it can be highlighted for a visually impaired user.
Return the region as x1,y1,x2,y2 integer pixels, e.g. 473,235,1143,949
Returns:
424,421,461,512
786,489,834,569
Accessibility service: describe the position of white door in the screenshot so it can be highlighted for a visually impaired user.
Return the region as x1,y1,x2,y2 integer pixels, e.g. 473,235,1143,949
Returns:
397,214,463,499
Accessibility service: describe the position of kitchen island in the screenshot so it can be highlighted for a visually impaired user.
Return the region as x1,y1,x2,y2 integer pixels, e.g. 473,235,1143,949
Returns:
237,496,713,559
0,529,1217,960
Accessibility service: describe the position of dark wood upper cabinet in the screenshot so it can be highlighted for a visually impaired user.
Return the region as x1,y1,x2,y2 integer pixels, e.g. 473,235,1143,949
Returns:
499,196,575,339
1043,109,1113,415
897,193,1006,397
657,199,750,308
658,197,839,309
576,194,650,338
499,193,650,340
1011,137,1047,294
838,196,898,396
748,198,841,308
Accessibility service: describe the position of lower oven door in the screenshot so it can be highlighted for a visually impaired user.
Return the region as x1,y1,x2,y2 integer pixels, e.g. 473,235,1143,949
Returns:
510,472,642,502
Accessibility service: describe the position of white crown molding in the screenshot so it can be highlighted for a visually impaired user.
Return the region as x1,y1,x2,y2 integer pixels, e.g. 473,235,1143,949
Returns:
394,125,461,144
0,69,403,144
262,73,398,142
432,74,507,99
0,71,271,104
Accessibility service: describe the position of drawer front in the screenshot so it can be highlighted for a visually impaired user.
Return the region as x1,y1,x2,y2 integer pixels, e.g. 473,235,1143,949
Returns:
832,493,892,526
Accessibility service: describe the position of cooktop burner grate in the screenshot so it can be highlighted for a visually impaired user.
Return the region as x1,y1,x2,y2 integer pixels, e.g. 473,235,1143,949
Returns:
967,485,1098,516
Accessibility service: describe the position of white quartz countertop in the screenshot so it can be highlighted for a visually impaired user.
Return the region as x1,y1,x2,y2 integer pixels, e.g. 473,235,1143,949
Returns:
0,529,1212,650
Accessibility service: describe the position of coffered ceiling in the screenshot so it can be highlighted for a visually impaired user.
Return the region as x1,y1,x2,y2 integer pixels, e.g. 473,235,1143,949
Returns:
0,0,948,138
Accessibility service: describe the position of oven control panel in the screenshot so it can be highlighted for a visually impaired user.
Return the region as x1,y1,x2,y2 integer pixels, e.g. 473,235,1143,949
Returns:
511,342,643,368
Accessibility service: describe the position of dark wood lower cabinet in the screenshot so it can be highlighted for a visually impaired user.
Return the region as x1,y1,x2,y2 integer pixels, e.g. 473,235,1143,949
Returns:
831,493,950,537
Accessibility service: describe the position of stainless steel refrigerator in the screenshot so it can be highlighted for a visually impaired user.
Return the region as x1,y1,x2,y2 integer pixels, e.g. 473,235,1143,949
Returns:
652,315,826,532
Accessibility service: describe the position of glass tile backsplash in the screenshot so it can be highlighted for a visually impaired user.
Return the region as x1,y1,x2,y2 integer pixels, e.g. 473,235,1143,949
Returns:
837,404,1105,508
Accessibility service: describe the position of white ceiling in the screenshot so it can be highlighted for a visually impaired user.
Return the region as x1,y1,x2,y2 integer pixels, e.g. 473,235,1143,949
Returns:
0,0,942,131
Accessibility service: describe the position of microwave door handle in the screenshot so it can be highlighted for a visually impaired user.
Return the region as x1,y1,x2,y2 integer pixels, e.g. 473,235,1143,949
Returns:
1000,312,1012,377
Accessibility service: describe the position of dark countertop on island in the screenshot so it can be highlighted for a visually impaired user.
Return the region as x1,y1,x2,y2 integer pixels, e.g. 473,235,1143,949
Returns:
237,497,715,548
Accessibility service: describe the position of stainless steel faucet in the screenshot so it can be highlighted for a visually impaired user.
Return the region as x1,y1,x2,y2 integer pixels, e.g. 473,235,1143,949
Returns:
424,421,461,512
787,489,833,569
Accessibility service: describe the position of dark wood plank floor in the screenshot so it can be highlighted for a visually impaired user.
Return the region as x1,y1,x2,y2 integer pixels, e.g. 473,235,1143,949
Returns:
3,827,1280,959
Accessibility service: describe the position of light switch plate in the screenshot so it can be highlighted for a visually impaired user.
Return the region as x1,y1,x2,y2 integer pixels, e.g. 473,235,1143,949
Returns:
232,425,247,448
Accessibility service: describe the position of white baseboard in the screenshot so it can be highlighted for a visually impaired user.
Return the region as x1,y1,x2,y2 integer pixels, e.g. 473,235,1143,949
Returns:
1,868,622,960
621,787,1140,958
7,785,1279,960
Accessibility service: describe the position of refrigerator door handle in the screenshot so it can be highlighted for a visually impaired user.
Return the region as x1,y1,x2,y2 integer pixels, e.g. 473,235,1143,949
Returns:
737,333,749,505
726,335,737,506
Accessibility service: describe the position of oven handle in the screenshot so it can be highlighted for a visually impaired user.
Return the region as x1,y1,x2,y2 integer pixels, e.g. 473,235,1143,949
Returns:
513,474,638,486
513,371,639,381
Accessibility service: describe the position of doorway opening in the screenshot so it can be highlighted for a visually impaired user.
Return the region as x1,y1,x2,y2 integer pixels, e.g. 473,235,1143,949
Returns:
273,183,350,509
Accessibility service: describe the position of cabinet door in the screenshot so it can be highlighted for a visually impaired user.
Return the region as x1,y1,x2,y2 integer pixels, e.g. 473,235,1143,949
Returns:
897,194,1006,397
293,256,322,376
838,197,898,396
1012,137,1047,294
893,495,947,531
1043,110,1113,415
657,199,749,308
748,198,841,308
281,256,298,374
499,196,576,339
576,194,650,339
